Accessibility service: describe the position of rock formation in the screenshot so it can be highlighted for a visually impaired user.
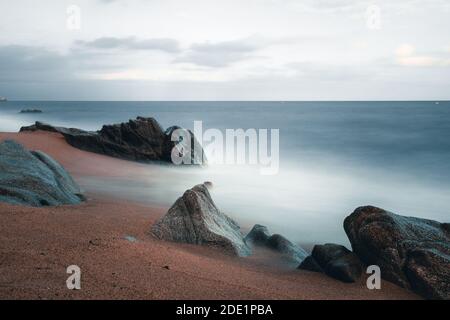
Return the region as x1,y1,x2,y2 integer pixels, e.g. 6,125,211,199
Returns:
344,206,450,299
151,183,251,256
20,117,206,165
0,140,84,207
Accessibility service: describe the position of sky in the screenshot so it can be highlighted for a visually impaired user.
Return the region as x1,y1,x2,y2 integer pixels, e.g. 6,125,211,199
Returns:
0,0,449,100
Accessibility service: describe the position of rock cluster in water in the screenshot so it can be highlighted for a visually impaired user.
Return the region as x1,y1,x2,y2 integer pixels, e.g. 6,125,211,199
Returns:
154,183,449,299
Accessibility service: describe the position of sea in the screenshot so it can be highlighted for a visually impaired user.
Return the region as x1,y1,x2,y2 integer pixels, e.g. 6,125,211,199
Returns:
1,101,449,246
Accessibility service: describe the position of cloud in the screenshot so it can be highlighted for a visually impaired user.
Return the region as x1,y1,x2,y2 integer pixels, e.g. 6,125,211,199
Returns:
395,44,450,67
395,44,415,57
0,45,73,82
174,37,269,68
75,37,181,53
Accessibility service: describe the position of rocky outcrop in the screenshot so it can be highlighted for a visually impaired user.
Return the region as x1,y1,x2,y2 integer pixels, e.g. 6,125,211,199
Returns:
344,206,450,299
151,183,251,256
20,117,206,165
0,140,84,207
245,224,308,264
298,243,363,283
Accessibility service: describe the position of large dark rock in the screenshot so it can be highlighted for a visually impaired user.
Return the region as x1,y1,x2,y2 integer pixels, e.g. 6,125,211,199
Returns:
344,206,450,299
245,224,308,264
297,255,323,273
299,243,363,283
151,183,251,257
0,140,84,207
20,117,206,165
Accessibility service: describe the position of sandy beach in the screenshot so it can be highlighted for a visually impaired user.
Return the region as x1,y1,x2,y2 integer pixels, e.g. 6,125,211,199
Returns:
0,131,419,300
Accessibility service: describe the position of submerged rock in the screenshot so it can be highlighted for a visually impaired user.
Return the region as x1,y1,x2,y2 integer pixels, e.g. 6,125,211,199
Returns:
245,224,308,264
19,109,43,114
20,117,206,165
299,243,363,283
344,206,450,299
0,140,84,207
151,183,251,256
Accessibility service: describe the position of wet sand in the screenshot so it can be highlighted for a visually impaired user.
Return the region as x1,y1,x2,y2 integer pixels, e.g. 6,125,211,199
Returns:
0,131,419,299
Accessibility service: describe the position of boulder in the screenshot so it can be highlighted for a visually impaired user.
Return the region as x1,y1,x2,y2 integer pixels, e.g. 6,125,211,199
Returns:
20,117,206,165
0,140,84,207
301,243,363,283
151,183,251,256
297,256,323,273
344,206,450,299
245,224,308,264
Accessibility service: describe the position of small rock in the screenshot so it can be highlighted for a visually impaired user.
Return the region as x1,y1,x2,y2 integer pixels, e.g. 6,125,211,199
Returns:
267,234,308,264
244,224,271,246
244,224,308,264
298,256,323,273
303,243,363,283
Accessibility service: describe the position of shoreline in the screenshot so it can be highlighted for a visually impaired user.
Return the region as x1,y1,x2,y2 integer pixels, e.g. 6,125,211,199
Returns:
0,131,419,299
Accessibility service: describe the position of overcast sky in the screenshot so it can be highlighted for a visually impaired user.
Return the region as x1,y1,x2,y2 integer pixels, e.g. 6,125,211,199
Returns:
0,0,449,100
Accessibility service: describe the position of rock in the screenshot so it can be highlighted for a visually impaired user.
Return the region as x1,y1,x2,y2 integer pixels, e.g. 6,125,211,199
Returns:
267,234,308,264
151,183,251,257
204,181,213,189
244,224,271,246
344,206,450,299
0,140,84,207
20,117,207,165
298,256,323,273
19,109,43,114
308,243,363,283
244,224,308,264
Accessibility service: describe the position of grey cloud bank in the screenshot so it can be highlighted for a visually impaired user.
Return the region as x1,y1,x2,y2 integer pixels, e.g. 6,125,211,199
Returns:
75,37,181,53
0,0,449,100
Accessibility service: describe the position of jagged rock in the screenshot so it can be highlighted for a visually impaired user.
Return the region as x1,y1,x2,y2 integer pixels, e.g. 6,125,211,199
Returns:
244,224,271,246
306,243,363,283
344,206,450,299
151,183,251,256
20,117,206,165
245,224,307,264
298,256,323,273
0,140,84,207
